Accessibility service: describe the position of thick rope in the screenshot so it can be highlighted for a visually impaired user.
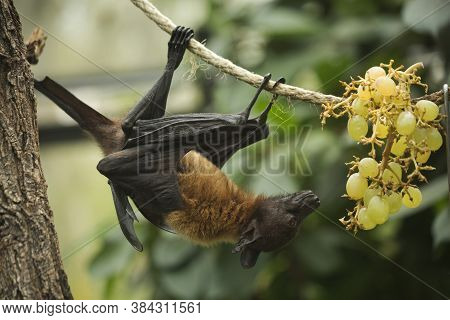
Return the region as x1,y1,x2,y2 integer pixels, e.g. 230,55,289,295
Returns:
129,0,443,106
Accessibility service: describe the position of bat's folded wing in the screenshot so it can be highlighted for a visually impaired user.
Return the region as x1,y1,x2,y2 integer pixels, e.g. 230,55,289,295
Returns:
97,145,183,232
125,113,270,168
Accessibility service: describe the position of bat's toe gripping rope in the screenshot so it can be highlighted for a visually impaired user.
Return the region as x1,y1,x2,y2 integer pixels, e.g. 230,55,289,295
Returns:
239,73,272,121
257,77,286,125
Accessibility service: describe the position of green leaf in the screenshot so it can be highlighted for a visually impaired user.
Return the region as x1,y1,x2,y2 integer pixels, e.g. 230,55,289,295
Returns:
252,8,323,37
432,207,450,247
89,230,135,278
151,235,198,270
402,0,450,36
330,17,403,42
296,228,349,275
158,251,214,298
206,248,262,299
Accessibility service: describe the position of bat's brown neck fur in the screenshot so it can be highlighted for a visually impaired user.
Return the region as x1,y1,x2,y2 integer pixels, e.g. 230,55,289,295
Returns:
165,151,262,245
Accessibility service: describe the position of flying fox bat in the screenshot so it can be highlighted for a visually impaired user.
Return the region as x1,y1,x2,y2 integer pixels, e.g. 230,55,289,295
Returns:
34,26,320,268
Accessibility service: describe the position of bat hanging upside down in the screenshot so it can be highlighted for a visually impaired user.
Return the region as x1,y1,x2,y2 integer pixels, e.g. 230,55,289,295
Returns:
34,26,320,268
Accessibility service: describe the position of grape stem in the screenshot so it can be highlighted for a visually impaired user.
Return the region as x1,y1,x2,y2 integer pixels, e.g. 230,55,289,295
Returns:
405,62,424,75
379,127,395,173
378,129,414,199
362,112,383,157
407,153,434,183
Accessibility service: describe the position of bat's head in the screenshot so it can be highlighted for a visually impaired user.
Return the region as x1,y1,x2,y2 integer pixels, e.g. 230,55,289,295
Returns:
233,190,320,269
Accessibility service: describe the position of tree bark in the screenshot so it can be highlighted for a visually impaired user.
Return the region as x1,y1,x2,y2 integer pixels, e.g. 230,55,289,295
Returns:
0,0,72,299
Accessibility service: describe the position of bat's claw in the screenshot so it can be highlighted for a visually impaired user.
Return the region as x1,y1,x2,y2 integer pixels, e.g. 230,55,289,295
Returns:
239,74,272,122
257,77,286,125
167,26,195,70
273,77,286,88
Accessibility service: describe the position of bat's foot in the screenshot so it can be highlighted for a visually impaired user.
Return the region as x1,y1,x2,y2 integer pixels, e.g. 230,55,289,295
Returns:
262,73,272,82
239,73,272,122
166,26,195,70
257,77,286,125
272,77,286,89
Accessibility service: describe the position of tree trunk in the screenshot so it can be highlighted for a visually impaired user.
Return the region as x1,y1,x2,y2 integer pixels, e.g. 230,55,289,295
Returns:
0,0,72,299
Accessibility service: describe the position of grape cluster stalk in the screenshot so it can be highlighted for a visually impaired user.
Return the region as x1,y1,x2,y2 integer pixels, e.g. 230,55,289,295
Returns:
321,61,445,232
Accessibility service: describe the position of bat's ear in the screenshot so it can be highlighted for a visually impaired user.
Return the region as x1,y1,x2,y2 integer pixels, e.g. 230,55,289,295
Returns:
240,248,261,269
232,219,261,254
232,219,262,269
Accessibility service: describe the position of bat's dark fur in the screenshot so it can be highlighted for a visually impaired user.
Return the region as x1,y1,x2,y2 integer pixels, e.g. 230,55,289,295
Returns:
34,26,320,268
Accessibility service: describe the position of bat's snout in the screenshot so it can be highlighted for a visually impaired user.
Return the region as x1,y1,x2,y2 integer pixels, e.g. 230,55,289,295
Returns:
286,190,320,218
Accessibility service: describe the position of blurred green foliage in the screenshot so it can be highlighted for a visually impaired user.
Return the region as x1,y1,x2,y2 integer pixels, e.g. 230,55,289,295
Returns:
34,0,449,299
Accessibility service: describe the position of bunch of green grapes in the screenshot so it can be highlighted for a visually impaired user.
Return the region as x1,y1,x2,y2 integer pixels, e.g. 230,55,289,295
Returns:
321,61,444,232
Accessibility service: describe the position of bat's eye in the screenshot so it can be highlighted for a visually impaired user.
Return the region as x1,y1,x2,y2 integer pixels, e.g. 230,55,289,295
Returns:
287,216,297,228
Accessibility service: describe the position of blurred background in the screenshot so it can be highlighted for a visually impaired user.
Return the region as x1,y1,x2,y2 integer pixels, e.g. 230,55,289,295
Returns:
16,0,449,299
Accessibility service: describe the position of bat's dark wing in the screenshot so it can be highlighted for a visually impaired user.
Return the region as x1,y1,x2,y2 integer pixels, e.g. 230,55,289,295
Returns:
97,143,184,233
125,113,269,168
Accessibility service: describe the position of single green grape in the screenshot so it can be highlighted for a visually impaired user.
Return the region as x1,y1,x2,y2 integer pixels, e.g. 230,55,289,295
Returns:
372,91,383,105
346,173,368,200
402,187,422,208
375,123,389,138
364,187,381,207
412,127,427,145
383,192,402,214
351,98,369,118
415,149,431,163
382,162,402,184
358,157,379,178
347,115,368,141
391,136,408,156
357,85,371,100
358,207,376,230
367,196,389,224
365,66,386,81
375,76,396,96
426,127,443,151
396,111,416,135
416,100,439,121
